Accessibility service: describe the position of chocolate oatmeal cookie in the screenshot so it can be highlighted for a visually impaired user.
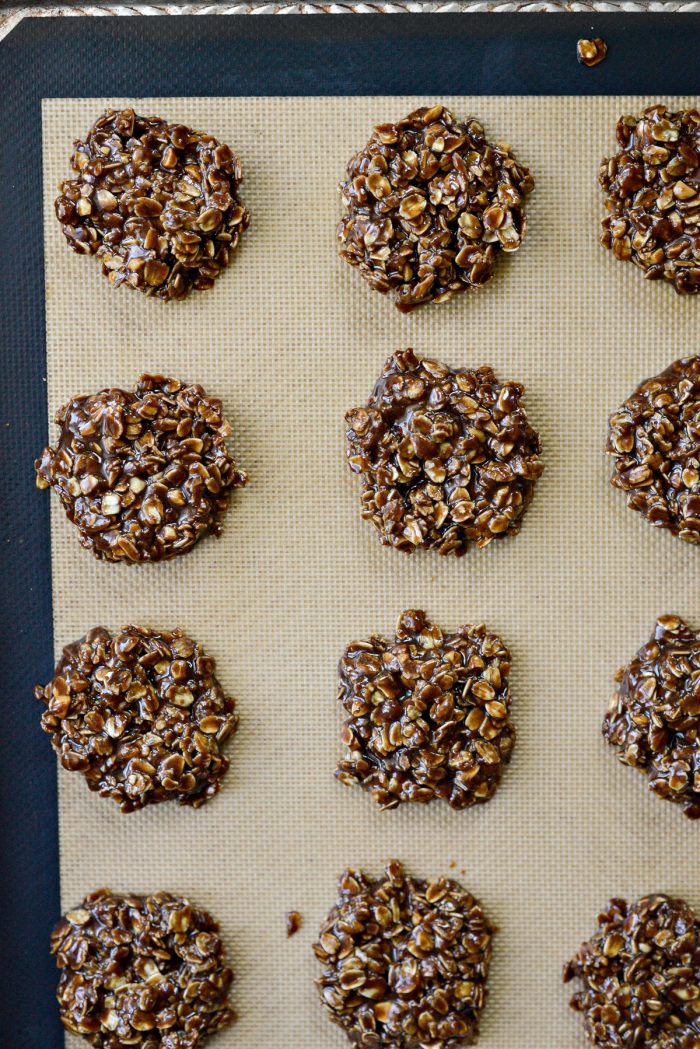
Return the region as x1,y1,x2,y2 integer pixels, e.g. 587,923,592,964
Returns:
600,104,699,294
564,894,700,1048
604,615,700,818
54,108,249,300
346,349,543,556
607,356,700,545
336,610,515,810
35,626,237,812
314,861,494,1049
52,889,234,1047
35,375,247,563
338,105,533,311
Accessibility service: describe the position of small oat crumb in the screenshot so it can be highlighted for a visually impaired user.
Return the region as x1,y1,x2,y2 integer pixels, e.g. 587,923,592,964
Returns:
286,911,302,937
577,37,607,67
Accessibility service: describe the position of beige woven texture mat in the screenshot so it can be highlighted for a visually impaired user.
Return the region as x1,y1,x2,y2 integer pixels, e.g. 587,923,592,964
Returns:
42,95,699,1048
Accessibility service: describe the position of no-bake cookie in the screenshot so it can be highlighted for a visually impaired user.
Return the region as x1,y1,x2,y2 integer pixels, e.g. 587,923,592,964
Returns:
52,889,234,1047
55,108,249,300
35,626,237,812
564,894,700,1048
336,609,515,810
346,349,543,556
314,860,494,1048
607,356,700,545
604,615,700,818
338,105,533,311
35,375,247,563
600,104,699,294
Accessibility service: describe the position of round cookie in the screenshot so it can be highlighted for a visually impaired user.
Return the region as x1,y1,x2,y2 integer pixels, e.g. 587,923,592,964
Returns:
314,861,494,1049
607,356,700,545
54,108,249,300
51,889,234,1047
599,104,699,294
35,374,247,563
35,626,237,812
603,614,700,818
336,609,514,810
345,348,543,556
564,894,700,1047
338,105,534,312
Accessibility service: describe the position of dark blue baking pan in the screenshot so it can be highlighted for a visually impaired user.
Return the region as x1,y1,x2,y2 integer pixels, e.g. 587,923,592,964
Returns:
0,11,698,1048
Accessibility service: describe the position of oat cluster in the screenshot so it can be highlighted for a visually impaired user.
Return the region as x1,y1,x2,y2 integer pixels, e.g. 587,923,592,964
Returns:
35,374,247,563
346,349,543,556
314,861,494,1049
603,615,700,819
51,889,234,1048
336,609,514,811
607,356,700,545
338,105,534,312
54,108,249,300
564,894,700,1048
576,38,607,67
600,105,700,294
35,626,237,813
286,911,303,938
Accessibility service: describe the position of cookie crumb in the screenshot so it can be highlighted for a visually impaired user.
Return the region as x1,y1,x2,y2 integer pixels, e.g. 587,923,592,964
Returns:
286,911,302,937
577,38,607,67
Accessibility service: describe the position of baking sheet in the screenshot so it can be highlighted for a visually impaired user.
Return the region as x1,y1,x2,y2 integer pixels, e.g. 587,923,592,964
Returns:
42,94,699,1048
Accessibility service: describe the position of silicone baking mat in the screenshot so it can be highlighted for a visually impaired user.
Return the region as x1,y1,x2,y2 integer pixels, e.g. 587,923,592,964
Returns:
2,11,699,1049
41,91,699,1049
